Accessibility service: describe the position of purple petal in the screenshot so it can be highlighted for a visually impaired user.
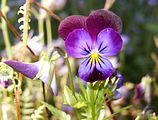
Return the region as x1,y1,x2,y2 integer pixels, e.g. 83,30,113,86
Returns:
114,90,122,100
65,28,93,58
78,57,114,82
58,15,87,40
116,72,124,89
134,84,144,100
86,9,122,40
97,28,123,56
4,60,38,79
0,78,11,88
51,74,58,96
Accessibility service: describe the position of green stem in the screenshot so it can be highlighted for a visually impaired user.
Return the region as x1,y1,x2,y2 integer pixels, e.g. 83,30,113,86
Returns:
65,56,75,95
38,16,45,44
89,83,95,120
46,15,52,45
1,0,12,59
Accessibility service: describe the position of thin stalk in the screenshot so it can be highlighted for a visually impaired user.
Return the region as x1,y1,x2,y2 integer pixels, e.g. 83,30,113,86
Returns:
0,10,35,56
46,15,52,45
22,0,31,61
104,0,115,10
15,89,21,120
41,82,50,120
65,57,75,95
106,101,116,120
38,16,45,44
90,83,95,120
32,0,61,22
1,0,12,59
16,0,31,120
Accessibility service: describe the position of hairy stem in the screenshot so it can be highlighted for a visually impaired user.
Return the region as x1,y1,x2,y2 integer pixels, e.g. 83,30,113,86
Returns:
1,0,12,59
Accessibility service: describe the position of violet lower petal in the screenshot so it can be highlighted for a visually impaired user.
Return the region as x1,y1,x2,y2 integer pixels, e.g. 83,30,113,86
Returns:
58,15,87,40
65,28,93,58
96,28,123,56
78,57,114,82
86,9,122,40
4,60,38,79
95,57,114,80
78,58,95,82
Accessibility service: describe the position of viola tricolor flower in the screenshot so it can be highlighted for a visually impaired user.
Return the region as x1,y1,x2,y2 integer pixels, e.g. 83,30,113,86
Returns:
4,58,58,96
58,9,123,82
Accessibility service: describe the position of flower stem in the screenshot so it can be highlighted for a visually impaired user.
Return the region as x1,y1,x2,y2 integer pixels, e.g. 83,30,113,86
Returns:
104,0,115,10
65,56,75,95
41,82,50,120
106,101,116,120
46,15,52,45
38,15,45,44
22,0,30,60
15,89,21,120
1,0,12,59
90,83,95,120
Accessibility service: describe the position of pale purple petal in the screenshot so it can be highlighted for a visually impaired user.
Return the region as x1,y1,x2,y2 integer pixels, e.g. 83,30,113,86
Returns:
58,15,87,40
4,60,38,79
65,29,93,58
51,74,58,96
97,28,122,56
116,72,124,89
78,57,114,82
114,90,122,100
34,61,50,84
86,9,122,40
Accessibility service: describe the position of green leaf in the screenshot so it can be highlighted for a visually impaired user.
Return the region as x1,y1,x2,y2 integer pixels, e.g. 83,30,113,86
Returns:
42,102,71,120
64,86,86,109
73,101,86,109
77,77,87,100
64,86,77,106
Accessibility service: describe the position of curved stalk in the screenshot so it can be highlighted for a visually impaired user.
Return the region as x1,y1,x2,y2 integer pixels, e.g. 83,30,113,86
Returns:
1,0,12,59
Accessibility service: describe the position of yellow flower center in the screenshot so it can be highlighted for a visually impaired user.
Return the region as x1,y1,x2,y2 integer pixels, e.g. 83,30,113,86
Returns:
90,50,101,64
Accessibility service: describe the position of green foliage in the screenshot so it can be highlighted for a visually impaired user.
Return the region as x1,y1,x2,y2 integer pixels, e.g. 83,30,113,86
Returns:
63,78,116,119
31,105,45,120
42,102,71,120
21,89,35,120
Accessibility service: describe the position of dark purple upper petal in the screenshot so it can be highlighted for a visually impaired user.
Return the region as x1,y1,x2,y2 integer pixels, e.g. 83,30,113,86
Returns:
4,60,38,79
96,28,123,56
86,9,122,40
78,57,114,82
65,28,93,58
58,15,87,40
